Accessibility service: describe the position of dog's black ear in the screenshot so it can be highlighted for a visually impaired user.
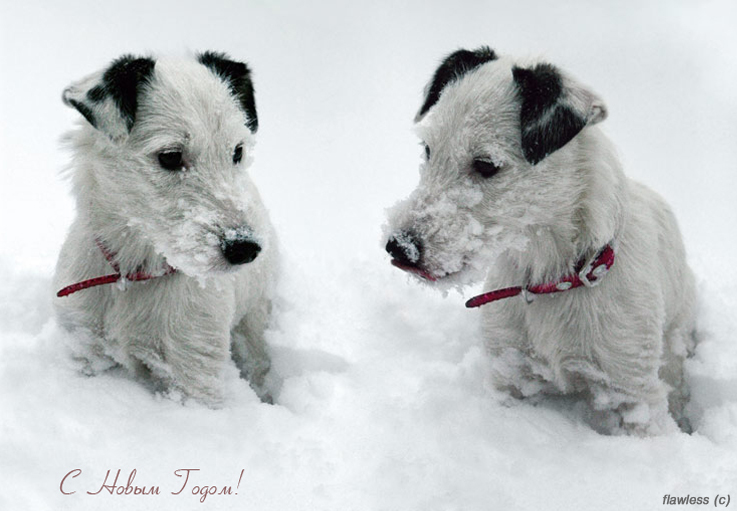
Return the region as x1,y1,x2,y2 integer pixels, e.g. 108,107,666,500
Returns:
513,63,607,165
197,51,258,133
62,55,156,140
416,46,498,122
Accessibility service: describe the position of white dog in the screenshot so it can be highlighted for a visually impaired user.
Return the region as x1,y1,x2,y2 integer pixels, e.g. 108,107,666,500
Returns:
53,52,277,406
385,47,696,435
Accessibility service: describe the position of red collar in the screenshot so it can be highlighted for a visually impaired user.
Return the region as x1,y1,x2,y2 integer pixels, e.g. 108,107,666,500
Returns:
56,239,177,298
465,243,615,308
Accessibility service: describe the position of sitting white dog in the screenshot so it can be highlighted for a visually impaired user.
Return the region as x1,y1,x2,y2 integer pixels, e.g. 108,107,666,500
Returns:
385,47,696,435
54,52,277,405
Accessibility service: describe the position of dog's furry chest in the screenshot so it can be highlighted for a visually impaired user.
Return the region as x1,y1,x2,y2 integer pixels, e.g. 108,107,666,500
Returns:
531,296,612,389
484,292,615,392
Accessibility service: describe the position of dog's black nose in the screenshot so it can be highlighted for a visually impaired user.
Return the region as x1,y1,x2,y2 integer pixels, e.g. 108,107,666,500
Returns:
222,238,261,265
385,231,422,266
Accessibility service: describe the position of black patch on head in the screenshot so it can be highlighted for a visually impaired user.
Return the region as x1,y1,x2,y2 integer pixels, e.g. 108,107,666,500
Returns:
417,46,498,120
100,55,156,131
513,64,562,123
67,99,97,128
197,51,258,132
513,63,586,165
63,54,154,135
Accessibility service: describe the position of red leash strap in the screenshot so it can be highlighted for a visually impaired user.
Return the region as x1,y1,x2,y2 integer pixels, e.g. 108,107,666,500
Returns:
465,286,524,307
56,240,176,298
465,243,615,308
57,273,122,297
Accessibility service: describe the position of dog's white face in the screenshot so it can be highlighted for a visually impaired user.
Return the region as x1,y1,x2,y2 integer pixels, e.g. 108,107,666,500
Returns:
63,53,270,277
385,48,607,287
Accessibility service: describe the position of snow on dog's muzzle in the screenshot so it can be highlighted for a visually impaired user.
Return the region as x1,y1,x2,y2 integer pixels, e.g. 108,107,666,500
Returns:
221,228,261,265
385,231,437,281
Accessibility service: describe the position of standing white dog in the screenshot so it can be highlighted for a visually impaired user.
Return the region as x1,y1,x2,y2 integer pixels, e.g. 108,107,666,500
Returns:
54,52,277,405
385,47,696,435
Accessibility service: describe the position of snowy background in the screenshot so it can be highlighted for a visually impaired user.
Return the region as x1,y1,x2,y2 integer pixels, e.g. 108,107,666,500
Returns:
1,0,736,509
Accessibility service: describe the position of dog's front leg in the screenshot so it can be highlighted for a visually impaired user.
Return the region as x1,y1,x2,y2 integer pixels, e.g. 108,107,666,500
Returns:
158,328,232,407
588,380,675,436
585,327,676,436
105,277,233,406
483,301,560,399
231,297,272,402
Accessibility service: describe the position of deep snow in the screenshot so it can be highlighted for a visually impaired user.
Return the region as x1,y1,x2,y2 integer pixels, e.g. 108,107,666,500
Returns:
1,1,736,510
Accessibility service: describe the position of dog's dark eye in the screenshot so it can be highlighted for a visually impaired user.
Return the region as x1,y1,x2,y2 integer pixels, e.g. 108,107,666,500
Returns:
233,144,243,165
158,151,184,171
473,159,500,179
424,144,431,160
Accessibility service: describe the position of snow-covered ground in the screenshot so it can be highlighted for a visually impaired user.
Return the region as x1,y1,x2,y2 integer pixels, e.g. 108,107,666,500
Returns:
2,1,736,509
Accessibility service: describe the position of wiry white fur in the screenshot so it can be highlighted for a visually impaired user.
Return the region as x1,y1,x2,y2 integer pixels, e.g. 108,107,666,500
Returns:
54,55,277,406
385,55,696,435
